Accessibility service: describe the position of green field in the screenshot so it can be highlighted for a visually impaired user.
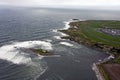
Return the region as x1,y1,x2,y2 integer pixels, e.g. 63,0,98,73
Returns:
60,20,120,80
60,20,120,55
69,21,119,47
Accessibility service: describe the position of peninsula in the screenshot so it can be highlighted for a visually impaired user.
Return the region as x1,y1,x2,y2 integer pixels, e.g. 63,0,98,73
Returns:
60,20,120,80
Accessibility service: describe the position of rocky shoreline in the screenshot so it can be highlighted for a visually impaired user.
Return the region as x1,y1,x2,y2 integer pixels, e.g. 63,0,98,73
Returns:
59,20,120,80
60,25,119,56
30,48,53,56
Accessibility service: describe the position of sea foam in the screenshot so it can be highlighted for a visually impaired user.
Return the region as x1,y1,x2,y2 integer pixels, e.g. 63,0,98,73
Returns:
63,21,71,30
0,40,52,64
60,42,73,47
53,36,61,40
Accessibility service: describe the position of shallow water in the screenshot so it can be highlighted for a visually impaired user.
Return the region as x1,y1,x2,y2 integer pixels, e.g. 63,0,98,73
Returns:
0,7,119,80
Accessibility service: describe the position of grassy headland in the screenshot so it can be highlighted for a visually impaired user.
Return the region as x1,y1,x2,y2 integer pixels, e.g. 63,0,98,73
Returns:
60,20,120,55
60,20,120,80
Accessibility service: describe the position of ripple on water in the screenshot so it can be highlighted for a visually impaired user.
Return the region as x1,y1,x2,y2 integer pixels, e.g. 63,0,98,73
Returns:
0,40,53,80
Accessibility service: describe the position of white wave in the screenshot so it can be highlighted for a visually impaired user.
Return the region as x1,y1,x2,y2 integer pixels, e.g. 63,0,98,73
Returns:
62,19,85,30
0,40,52,64
60,42,73,47
56,21,70,37
45,39,52,42
63,21,71,30
60,32,68,36
52,21,70,32
52,29,58,33
60,21,68,30
53,36,61,40
52,21,70,39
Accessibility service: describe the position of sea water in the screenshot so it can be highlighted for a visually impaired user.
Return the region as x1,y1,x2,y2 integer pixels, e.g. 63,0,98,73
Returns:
0,7,119,80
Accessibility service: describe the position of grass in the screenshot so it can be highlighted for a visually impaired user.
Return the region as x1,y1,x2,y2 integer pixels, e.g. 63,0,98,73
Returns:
60,20,120,56
60,20,120,62
60,20,120,80
31,49,52,56
77,21,120,47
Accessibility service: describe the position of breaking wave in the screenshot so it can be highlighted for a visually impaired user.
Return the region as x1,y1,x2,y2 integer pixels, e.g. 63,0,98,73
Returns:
44,39,52,42
0,40,53,64
60,42,74,47
52,29,58,33
53,36,61,40
63,21,71,30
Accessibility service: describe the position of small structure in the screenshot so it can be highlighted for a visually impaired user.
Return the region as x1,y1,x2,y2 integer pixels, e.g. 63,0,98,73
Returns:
100,28,120,36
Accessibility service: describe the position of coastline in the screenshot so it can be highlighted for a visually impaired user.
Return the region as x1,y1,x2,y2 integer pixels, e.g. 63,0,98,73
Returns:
59,19,120,80
59,20,120,55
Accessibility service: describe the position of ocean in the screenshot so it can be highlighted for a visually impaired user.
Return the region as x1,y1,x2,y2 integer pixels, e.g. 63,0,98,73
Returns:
0,7,119,80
